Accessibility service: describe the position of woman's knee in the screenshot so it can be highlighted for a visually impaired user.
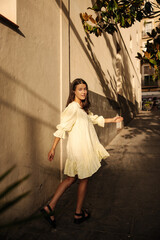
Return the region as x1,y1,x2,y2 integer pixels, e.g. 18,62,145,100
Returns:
79,178,89,183
66,176,76,186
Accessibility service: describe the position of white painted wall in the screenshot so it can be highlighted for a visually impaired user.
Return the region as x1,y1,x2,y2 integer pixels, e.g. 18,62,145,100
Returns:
0,0,17,23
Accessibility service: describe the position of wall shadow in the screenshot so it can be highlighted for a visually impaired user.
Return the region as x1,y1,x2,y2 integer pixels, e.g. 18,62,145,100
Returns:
0,67,60,220
0,14,25,37
121,111,160,140
85,36,117,101
55,0,140,124
85,33,138,125
0,67,58,113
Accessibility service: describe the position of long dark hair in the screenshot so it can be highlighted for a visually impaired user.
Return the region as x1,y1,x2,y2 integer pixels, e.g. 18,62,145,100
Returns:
66,78,91,114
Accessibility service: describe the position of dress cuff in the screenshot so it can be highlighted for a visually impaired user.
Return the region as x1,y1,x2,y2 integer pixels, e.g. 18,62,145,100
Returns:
97,116,105,127
53,130,66,139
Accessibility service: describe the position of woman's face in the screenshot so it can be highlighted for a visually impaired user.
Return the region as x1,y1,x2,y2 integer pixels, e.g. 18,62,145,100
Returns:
74,83,87,101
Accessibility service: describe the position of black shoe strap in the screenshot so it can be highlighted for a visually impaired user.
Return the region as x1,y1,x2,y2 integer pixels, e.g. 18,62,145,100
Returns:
75,212,83,216
47,204,52,212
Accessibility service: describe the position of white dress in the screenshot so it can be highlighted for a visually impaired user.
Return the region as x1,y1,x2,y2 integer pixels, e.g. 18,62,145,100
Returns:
53,101,110,179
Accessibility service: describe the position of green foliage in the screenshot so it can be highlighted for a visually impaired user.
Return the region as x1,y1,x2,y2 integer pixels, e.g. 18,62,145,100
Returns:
136,26,160,81
81,0,160,36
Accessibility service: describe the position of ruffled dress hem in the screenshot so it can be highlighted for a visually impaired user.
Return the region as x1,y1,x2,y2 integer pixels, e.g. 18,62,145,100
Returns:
64,149,110,179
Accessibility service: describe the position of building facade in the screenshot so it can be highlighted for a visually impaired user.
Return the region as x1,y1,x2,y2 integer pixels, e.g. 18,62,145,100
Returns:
140,1,160,110
0,0,141,222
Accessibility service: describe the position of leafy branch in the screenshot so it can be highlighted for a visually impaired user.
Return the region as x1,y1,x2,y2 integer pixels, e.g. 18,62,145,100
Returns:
80,0,160,36
136,26,160,80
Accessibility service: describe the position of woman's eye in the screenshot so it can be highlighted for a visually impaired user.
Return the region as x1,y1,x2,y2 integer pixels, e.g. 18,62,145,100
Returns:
78,88,87,91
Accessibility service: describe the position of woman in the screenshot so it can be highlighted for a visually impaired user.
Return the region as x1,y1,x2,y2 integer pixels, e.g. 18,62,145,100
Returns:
41,78,123,227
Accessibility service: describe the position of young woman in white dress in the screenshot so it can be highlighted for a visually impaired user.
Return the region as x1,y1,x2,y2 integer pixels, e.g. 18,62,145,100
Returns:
41,78,123,227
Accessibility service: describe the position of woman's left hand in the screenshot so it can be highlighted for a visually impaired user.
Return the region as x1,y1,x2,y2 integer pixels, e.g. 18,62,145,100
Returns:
112,116,123,123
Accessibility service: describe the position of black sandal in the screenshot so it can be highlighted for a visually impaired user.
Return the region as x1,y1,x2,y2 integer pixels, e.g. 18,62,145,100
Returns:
40,204,56,228
74,209,90,224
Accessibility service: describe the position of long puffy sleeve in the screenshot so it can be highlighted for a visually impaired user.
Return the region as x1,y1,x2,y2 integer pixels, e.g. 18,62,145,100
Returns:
53,103,77,139
88,111,105,127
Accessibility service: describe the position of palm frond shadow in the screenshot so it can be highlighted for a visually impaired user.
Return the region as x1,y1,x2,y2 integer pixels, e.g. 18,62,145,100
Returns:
0,166,40,229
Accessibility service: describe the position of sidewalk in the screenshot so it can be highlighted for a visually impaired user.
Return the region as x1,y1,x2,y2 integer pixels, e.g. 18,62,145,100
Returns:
2,111,160,240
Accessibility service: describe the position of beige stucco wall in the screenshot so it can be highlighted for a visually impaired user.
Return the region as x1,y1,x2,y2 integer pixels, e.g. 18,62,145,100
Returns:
70,0,141,103
0,0,62,221
70,0,141,120
0,0,141,223
119,24,141,106
0,0,17,23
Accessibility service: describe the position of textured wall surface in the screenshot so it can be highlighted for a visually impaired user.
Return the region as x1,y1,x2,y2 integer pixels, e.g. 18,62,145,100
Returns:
0,0,62,221
0,0,17,23
0,0,141,222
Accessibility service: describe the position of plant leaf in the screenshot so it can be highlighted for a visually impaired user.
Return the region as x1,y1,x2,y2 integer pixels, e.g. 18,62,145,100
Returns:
145,2,152,14
136,11,143,21
151,29,157,38
136,52,143,59
89,15,96,24
149,59,157,65
156,27,160,33
121,16,125,27
82,12,89,21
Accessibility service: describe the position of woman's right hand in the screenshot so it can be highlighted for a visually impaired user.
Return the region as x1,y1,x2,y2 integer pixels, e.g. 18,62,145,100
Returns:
48,148,55,162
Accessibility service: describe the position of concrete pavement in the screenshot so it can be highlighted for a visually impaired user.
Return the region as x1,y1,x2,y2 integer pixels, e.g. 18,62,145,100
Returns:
1,111,160,240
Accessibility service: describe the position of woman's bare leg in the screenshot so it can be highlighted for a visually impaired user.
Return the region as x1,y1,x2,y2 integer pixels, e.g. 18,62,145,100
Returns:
44,176,76,219
75,178,89,218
